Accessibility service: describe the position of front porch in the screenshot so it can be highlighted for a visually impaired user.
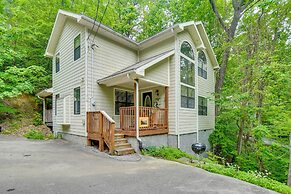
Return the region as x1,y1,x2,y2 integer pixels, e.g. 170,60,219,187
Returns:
118,105,168,136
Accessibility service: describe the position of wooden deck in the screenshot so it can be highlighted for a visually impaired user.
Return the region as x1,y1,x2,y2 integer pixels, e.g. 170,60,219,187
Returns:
116,128,168,137
119,106,168,134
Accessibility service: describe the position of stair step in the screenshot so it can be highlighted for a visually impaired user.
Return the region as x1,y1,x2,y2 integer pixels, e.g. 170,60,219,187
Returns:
114,142,131,149
115,147,135,156
114,138,127,144
114,133,124,138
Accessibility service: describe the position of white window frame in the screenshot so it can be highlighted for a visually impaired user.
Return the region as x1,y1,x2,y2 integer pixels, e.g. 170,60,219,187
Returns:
179,40,196,110
198,50,207,79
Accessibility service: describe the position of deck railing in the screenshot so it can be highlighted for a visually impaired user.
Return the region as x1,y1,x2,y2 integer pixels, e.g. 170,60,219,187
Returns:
120,106,168,131
87,111,115,154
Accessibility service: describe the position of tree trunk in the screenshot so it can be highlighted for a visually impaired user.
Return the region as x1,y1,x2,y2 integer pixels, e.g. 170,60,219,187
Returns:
237,119,244,155
288,132,291,186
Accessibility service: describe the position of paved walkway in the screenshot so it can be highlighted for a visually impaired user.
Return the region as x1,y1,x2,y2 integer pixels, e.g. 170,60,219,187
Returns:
0,136,277,194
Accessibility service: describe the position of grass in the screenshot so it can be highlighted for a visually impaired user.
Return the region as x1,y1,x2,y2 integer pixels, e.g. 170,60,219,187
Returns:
142,146,291,194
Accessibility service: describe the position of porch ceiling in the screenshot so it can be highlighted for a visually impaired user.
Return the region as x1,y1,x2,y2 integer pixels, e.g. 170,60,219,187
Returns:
36,88,53,98
116,78,166,90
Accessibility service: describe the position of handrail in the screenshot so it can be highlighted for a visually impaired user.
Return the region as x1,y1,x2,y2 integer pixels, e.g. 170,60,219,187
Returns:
120,106,168,131
87,111,115,154
100,110,115,124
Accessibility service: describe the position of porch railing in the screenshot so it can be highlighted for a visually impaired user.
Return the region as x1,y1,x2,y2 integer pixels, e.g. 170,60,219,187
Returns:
120,106,168,131
87,111,115,154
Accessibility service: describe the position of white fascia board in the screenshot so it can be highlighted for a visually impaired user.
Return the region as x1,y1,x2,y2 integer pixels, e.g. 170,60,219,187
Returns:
78,17,138,50
45,10,82,58
136,50,175,74
195,22,219,68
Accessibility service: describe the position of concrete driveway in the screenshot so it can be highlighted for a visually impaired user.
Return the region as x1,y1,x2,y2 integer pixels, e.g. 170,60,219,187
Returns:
0,136,277,194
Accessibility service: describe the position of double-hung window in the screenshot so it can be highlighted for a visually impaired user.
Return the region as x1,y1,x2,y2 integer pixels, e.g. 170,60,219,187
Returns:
198,96,207,115
74,87,80,115
55,53,60,73
115,89,134,115
180,41,195,109
198,51,207,79
74,34,81,61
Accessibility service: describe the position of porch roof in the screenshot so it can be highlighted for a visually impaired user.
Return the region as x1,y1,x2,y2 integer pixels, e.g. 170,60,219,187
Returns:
97,50,174,87
36,88,53,98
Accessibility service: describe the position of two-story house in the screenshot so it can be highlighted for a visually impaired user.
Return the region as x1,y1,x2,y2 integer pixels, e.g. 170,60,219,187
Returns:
38,10,219,155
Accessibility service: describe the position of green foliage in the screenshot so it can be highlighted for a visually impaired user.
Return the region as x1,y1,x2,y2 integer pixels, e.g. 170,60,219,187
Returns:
143,146,291,194
143,146,195,160
23,129,45,140
0,66,50,99
33,112,42,126
23,129,54,140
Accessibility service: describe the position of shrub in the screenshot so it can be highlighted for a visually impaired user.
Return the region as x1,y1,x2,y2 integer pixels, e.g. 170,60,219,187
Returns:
33,112,42,126
23,129,45,140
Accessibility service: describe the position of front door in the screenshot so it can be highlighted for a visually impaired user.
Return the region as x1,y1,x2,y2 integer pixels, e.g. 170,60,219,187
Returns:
142,92,152,107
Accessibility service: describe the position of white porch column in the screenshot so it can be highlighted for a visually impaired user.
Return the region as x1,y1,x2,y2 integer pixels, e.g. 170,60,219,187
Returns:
134,79,140,139
42,98,46,124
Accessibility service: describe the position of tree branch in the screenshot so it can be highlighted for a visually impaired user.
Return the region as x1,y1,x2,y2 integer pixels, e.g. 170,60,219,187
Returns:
241,0,261,15
209,0,228,34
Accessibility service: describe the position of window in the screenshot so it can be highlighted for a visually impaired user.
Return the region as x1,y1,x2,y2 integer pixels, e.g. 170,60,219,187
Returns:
55,94,59,115
74,87,80,114
181,85,195,109
74,34,81,61
198,96,207,115
115,89,134,115
198,51,207,79
55,53,60,73
180,41,195,109
180,56,195,86
181,41,195,60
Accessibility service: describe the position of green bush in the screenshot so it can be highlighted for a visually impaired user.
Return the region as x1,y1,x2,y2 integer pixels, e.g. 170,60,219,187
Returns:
33,112,42,126
23,129,45,140
143,146,291,194
143,146,195,160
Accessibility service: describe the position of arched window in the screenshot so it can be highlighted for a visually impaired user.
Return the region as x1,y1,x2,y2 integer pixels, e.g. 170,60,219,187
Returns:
180,41,195,109
198,51,207,79
180,41,194,60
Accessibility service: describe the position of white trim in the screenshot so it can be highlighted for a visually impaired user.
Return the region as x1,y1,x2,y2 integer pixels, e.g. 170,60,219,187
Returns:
139,78,169,87
141,90,153,107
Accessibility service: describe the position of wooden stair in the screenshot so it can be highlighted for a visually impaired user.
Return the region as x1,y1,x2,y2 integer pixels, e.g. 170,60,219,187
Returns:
114,132,135,156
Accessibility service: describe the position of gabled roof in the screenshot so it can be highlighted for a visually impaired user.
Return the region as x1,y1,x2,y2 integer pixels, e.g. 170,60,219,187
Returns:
45,10,219,68
98,49,174,86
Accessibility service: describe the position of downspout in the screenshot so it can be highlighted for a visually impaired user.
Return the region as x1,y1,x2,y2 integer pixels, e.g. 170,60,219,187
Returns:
37,96,45,124
174,32,180,149
127,74,143,150
196,50,199,143
84,27,88,135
